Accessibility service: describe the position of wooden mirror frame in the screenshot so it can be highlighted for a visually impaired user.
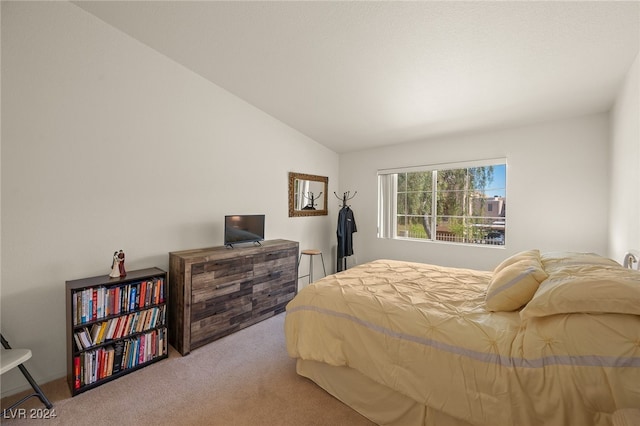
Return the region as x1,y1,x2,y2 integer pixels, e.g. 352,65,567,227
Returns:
288,172,329,217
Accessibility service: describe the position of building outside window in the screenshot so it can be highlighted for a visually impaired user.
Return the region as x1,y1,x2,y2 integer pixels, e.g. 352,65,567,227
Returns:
378,159,506,246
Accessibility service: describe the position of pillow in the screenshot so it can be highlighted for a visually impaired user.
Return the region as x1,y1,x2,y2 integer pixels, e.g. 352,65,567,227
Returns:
520,263,640,319
540,251,621,272
493,249,541,274
486,254,548,312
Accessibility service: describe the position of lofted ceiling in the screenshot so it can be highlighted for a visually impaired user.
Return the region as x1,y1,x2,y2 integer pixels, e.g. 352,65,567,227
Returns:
73,1,640,154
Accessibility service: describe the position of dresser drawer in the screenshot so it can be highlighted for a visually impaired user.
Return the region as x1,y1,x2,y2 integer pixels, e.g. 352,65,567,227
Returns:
252,247,297,277
191,256,252,299
191,279,253,322
190,277,254,349
190,295,252,349
252,270,297,317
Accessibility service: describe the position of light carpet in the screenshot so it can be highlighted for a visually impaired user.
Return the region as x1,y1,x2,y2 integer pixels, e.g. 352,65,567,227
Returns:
1,313,375,425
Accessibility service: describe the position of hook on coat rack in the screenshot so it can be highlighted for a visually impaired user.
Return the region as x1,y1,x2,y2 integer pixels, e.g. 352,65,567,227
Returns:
334,191,357,208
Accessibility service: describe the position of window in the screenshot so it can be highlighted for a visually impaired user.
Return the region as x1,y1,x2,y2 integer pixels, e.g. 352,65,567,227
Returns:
378,159,506,246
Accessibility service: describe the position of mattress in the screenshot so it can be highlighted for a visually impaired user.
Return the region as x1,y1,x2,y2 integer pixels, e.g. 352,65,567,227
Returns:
285,258,640,426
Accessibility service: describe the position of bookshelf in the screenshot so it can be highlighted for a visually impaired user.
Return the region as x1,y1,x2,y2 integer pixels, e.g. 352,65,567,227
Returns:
65,267,168,396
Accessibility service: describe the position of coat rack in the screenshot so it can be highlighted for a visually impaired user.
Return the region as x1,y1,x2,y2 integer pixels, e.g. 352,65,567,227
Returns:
334,191,357,208
335,190,357,273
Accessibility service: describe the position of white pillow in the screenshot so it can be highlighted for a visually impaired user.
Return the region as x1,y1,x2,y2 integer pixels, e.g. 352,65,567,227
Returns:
520,256,640,319
486,250,547,312
493,249,541,274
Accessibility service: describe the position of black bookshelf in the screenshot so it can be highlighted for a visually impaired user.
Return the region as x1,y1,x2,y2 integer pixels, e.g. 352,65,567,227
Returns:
65,268,169,396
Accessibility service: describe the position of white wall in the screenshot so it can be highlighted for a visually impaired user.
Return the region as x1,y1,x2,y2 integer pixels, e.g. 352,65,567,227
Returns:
339,113,611,271
0,2,338,396
609,52,640,262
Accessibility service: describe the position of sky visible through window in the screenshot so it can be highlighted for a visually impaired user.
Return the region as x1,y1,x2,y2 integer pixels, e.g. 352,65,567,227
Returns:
484,164,506,198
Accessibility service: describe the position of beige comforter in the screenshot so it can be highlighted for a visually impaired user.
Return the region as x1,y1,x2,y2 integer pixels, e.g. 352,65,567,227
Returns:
285,259,640,426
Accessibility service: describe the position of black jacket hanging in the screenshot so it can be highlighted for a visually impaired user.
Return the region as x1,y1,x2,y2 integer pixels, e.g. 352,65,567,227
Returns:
337,206,357,260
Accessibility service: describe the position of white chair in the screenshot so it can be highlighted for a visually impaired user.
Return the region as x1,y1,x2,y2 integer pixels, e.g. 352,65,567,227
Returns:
1,334,52,416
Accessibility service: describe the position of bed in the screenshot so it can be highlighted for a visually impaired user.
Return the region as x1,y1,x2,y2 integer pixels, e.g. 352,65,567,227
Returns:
284,250,640,426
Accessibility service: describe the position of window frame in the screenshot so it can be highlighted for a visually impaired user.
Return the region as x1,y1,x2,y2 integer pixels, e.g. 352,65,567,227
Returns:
377,158,507,247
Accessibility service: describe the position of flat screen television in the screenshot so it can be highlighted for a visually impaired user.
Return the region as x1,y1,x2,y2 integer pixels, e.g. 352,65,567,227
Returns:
224,214,265,247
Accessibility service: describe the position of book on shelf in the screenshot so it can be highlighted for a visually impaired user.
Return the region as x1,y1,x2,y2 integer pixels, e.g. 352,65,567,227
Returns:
73,333,83,351
112,316,122,340
96,287,102,320
99,348,109,380
113,286,121,316
129,338,140,368
104,288,110,317
144,281,149,306
89,323,100,345
98,321,109,344
138,310,146,332
145,308,154,330
138,310,148,333
122,340,131,370
97,349,104,380
106,346,115,377
124,313,134,337
112,340,125,375
151,332,157,359
129,312,139,336
73,356,81,390
73,293,78,326
151,280,156,305
87,352,91,384
91,350,97,384
81,289,88,324
75,327,92,349
139,335,145,365
119,314,128,338
120,285,128,314
91,289,97,321
115,316,125,339
159,277,165,303
139,281,147,309
129,285,139,311
105,317,117,341
78,354,84,386
132,311,141,334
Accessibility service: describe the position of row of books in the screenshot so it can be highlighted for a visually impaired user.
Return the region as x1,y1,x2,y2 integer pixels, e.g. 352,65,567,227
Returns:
72,277,165,325
73,328,167,390
74,306,167,350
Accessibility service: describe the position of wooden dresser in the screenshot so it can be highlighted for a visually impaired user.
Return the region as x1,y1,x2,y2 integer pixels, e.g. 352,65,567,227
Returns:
168,239,299,355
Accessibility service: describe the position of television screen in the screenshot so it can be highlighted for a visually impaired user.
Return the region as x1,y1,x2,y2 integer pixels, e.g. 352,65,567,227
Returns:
224,215,265,246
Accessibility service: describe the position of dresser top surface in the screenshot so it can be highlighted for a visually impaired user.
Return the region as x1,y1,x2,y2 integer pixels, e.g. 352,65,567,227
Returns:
169,239,298,261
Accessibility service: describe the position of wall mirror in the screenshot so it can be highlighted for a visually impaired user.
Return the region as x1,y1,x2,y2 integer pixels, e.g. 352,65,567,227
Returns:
288,172,329,217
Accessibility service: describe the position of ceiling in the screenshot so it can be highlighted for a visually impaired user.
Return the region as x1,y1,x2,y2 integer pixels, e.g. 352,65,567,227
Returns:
73,1,640,154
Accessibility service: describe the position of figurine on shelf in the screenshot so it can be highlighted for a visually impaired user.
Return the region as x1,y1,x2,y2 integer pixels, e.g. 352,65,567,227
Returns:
109,250,126,278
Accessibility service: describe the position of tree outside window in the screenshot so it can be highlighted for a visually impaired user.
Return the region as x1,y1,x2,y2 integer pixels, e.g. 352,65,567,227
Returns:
379,161,506,246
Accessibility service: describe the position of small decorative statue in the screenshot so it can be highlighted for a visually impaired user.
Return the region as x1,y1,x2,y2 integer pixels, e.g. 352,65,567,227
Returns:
109,250,126,278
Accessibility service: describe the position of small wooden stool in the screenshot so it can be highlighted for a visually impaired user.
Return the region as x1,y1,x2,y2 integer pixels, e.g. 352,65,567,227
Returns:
298,249,327,284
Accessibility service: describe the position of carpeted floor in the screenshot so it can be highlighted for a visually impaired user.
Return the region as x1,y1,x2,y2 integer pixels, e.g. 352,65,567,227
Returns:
1,313,375,425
